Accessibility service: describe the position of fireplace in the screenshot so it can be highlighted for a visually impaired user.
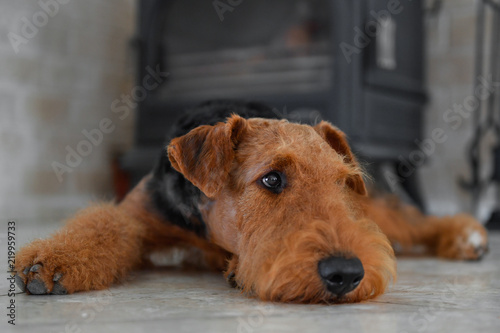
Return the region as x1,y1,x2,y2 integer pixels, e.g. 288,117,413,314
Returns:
121,0,427,204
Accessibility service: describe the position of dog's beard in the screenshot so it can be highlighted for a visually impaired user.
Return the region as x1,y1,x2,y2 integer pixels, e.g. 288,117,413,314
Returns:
234,219,396,303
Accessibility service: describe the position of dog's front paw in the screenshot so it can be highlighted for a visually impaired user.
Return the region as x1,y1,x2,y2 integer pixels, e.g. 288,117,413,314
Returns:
15,239,71,295
15,237,112,295
435,214,489,260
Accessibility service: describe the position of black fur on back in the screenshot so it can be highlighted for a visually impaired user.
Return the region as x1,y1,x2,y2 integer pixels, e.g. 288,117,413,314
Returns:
146,100,284,238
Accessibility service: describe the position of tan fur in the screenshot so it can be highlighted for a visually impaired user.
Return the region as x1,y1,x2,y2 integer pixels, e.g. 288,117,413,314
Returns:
16,115,488,303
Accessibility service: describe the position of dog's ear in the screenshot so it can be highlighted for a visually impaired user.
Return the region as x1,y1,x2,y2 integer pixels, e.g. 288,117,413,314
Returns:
314,121,367,196
167,115,247,198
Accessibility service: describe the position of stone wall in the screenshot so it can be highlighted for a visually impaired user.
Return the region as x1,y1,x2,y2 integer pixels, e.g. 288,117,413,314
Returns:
0,0,136,224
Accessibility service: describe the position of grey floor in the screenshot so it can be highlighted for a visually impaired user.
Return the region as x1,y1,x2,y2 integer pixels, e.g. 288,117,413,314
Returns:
1,225,499,333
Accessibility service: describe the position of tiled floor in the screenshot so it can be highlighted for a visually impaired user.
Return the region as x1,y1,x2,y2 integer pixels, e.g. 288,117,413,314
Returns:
1,226,499,333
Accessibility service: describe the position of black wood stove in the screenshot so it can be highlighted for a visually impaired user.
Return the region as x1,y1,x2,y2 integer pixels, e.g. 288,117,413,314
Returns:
121,0,427,205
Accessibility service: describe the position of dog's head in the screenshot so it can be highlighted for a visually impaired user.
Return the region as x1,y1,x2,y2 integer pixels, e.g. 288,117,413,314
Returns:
167,115,396,303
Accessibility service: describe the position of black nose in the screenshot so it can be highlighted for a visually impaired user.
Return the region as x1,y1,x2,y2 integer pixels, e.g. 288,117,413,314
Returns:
318,255,364,296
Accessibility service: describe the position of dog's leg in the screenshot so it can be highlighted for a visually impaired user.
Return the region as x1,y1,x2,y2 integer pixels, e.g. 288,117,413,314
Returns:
363,196,489,260
415,214,489,260
15,176,226,295
15,202,146,295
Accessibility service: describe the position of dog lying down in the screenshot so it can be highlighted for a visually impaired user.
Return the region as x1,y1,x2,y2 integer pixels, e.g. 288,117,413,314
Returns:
15,100,488,303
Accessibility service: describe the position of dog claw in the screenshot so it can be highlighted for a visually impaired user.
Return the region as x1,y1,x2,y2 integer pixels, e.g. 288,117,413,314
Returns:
27,278,48,295
30,264,42,273
51,282,67,295
472,244,489,261
15,274,26,292
23,267,30,275
226,271,238,288
53,272,63,282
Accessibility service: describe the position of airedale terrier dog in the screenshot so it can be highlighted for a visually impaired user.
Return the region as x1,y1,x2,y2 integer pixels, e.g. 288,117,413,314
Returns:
16,100,489,303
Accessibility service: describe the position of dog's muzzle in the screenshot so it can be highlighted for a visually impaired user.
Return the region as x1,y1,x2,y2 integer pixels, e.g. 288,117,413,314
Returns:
318,255,364,297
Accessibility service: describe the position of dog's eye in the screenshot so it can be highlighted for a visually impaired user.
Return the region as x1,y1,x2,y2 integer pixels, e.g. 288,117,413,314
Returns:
261,171,286,193
262,172,281,188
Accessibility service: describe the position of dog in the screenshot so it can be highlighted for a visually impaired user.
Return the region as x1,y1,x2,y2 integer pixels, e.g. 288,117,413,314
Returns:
15,100,489,303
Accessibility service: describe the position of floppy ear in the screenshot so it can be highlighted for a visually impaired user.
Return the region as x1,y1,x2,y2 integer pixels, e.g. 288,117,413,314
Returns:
314,121,367,196
167,115,247,198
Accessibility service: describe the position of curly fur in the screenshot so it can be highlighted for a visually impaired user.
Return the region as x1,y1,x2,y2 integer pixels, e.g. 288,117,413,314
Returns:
15,100,488,303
